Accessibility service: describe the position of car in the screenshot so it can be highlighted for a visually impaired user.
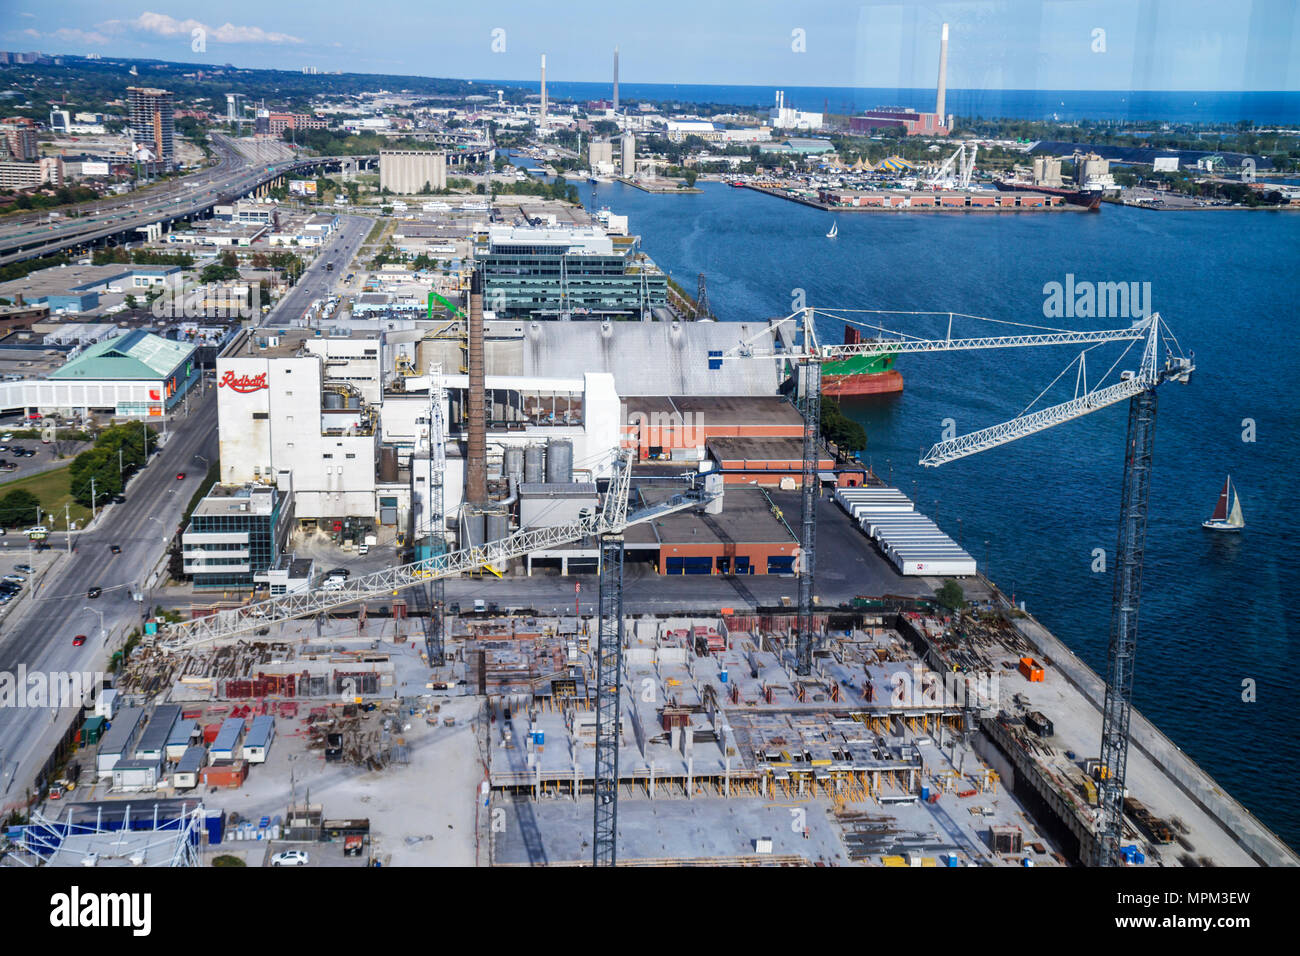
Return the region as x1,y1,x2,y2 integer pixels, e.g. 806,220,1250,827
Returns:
72,635,86,646
3,574,25,584
87,587,102,599
0,434,10,441
24,527,47,536
270,850,309,867
326,568,350,578
176,472,185,480
14,564,34,574
111,495,126,504
110,545,121,555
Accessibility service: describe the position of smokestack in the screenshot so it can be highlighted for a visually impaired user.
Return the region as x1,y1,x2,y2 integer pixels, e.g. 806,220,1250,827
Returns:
466,269,487,506
540,54,548,122
935,22,949,123
613,47,619,111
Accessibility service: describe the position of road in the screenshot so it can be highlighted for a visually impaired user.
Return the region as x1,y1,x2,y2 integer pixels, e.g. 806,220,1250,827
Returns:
0,134,368,266
267,214,373,324
0,390,216,804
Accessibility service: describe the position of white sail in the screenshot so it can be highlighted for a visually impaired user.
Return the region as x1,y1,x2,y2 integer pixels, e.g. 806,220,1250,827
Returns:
1227,490,1244,527
826,221,837,238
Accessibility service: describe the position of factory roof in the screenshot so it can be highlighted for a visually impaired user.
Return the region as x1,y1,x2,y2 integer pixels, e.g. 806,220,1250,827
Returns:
495,319,793,396
50,329,194,380
623,395,803,427
648,486,797,546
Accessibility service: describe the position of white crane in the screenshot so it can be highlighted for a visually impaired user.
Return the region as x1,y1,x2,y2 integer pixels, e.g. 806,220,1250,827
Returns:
158,449,710,652
710,308,1154,675
927,142,977,190
918,312,1194,867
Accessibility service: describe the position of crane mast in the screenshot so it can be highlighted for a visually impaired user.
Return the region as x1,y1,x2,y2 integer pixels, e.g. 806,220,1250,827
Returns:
795,308,820,676
592,531,625,866
919,313,1193,866
426,363,448,666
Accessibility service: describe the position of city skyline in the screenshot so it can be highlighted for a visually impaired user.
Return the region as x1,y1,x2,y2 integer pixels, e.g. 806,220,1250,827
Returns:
4,1,1299,93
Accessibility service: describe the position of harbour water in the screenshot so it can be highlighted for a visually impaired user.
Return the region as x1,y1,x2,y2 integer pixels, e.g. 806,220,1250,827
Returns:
497,80,1300,125
582,180,1300,849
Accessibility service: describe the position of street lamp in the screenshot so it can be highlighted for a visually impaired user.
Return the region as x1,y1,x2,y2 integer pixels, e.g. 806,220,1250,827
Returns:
83,606,106,642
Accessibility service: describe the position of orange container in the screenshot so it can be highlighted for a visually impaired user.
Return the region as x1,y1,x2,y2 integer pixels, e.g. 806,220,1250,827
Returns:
1018,657,1045,682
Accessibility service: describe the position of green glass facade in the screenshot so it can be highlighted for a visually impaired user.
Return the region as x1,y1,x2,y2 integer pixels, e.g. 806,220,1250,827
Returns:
480,243,667,318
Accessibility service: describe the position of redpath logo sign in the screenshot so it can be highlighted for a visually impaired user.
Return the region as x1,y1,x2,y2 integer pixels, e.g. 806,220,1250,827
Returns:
219,370,269,393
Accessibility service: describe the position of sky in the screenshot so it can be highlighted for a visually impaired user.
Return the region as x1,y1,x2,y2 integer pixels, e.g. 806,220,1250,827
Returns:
5,1,1298,92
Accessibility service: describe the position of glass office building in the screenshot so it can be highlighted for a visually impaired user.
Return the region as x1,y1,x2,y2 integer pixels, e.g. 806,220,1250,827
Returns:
182,484,293,589
479,225,667,318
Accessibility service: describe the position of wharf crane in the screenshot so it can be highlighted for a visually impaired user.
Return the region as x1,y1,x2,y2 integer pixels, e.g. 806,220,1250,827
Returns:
919,312,1193,866
710,308,1155,677
927,142,977,190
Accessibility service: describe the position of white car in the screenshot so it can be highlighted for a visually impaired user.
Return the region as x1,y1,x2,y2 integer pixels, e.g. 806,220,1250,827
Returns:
0,434,10,441
270,850,309,867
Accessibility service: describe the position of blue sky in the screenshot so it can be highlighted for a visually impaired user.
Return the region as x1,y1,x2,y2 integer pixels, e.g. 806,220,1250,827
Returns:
6,1,1298,91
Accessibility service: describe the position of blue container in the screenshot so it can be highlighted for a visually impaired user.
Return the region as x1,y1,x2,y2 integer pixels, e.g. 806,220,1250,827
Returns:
719,669,729,683
945,854,959,867
534,730,544,746
921,786,930,800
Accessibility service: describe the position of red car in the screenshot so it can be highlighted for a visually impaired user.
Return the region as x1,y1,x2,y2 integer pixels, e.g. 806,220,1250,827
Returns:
176,472,185,480
72,635,86,646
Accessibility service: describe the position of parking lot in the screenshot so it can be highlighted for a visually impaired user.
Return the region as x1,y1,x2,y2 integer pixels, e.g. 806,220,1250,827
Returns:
0,433,91,486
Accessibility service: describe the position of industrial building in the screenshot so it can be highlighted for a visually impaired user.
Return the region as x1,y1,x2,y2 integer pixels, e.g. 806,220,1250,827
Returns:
379,149,448,194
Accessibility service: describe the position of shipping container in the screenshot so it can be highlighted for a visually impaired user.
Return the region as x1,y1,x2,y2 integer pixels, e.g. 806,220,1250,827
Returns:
1018,657,1045,682
200,759,248,789
96,707,144,777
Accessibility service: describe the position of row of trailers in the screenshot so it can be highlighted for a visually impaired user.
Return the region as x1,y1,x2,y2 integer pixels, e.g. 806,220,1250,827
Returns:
835,487,977,577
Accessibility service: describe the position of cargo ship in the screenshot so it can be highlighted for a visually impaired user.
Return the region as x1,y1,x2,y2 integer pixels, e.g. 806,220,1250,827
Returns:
821,326,903,397
994,178,1103,210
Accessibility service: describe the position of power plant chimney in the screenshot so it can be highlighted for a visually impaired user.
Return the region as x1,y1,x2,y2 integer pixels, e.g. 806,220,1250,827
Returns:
935,22,949,124
540,54,548,122
466,269,487,506
612,47,619,111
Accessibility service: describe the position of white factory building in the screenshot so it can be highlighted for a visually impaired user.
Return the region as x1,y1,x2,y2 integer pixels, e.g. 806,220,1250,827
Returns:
215,328,621,529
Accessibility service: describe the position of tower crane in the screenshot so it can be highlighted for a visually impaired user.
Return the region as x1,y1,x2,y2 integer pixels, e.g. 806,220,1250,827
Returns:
418,363,448,666
919,312,1193,866
710,308,1154,677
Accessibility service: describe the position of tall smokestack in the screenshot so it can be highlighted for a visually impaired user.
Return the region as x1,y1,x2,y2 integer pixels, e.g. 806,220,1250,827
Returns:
540,54,548,122
935,22,949,123
466,269,487,506
612,47,619,111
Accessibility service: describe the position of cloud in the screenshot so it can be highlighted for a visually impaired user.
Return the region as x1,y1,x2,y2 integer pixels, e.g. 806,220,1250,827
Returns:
130,11,303,44
50,27,111,45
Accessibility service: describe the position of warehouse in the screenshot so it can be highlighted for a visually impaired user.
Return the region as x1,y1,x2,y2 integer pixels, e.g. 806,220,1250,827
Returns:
629,486,799,575
705,437,838,487
0,329,199,419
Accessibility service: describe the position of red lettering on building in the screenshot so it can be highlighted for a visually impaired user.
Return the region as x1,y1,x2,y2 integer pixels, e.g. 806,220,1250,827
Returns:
219,370,269,393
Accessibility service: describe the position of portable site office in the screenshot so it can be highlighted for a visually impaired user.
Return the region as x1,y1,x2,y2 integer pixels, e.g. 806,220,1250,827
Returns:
95,707,144,778
242,715,276,764
210,716,246,764
135,704,181,762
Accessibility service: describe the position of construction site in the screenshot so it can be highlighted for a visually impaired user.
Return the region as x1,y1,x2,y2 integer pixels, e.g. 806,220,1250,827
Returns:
9,267,1297,871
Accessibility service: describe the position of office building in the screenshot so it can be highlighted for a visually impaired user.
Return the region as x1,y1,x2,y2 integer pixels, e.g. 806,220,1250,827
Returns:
478,224,666,318
1,117,38,160
181,484,295,589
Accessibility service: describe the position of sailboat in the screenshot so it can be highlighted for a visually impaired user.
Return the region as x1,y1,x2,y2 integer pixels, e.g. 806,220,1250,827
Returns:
1202,475,1245,531
826,220,838,238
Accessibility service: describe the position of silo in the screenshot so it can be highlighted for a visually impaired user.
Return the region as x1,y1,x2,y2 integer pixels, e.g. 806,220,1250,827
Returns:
459,510,485,549
503,446,525,481
524,443,546,484
484,509,509,543
322,391,345,409
546,439,573,484
379,446,399,483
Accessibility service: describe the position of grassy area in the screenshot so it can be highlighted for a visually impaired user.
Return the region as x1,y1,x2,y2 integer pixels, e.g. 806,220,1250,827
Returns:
364,217,388,244
0,465,92,529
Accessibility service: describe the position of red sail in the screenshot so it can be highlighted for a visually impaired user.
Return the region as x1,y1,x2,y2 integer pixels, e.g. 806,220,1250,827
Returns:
1211,478,1230,521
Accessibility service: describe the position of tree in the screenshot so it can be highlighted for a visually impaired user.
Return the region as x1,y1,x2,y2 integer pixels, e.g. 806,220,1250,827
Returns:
684,169,698,187
0,489,40,528
820,398,867,453
220,249,239,269
936,580,965,613
69,448,122,507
